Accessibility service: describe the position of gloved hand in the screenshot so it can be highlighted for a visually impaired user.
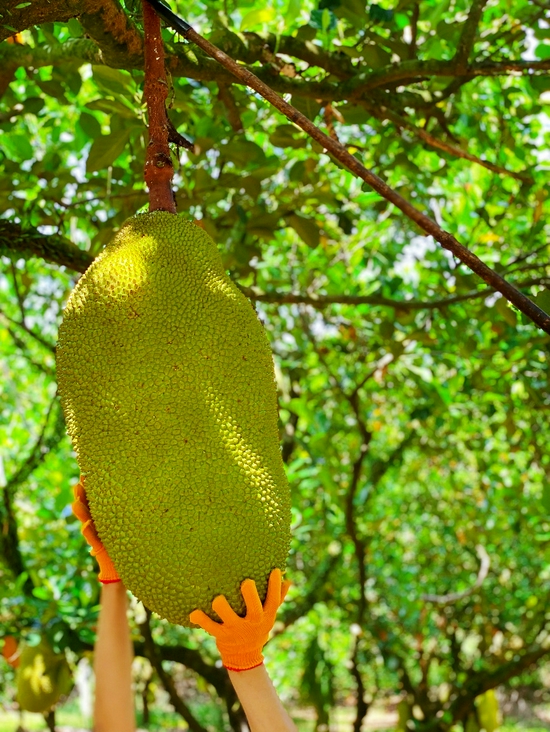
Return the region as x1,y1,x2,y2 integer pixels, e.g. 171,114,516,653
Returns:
72,479,120,584
2,636,20,668
189,568,291,672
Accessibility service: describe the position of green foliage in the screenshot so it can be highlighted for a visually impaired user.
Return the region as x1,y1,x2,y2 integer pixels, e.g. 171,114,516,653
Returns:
1,0,550,728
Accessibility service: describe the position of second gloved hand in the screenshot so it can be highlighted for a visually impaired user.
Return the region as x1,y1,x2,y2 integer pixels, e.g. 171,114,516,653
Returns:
189,568,291,671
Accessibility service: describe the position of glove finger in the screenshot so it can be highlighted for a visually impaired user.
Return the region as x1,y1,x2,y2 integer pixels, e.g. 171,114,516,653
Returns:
240,579,263,623
73,480,88,505
212,594,239,625
72,497,91,524
281,579,292,604
263,568,282,618
81,520,103,553
189,609,223,637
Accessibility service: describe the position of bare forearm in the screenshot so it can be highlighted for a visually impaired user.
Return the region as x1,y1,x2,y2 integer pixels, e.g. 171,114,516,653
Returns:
228,665,297,732
94,582,135,732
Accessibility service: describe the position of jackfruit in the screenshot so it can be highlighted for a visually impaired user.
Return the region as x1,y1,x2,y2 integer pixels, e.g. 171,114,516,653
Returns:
476,689,500,732
56,212,291,626
16,640,72,713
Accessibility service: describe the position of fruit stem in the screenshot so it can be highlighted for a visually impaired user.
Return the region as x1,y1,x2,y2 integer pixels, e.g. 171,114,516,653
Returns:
142,0,176,213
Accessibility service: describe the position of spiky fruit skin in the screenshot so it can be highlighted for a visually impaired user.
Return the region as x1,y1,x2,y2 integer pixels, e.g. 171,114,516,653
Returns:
56,212,291,626
16,642,72,714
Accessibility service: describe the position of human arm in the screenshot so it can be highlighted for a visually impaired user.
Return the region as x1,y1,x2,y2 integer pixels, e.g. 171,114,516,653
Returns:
228,664,297,732
94,581,136,732
71,480,136,732
189,568,297,732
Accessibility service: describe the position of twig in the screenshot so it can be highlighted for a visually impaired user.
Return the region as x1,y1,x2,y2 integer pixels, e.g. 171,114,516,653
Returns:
0,309,56,354
217,82,243,132
145,0,550,334
421,545,490,604
367,103,532,182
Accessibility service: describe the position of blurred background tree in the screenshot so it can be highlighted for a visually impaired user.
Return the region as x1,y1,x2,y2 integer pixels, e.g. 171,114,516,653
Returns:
0,0,549,730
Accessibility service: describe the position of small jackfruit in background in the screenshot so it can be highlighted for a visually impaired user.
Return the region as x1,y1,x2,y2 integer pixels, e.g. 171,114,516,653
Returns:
16,640,72,714
57,212,291,626
476,689,500,732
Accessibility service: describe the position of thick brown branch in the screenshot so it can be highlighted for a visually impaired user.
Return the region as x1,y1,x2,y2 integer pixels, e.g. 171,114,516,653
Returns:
177,26,550,333
143,0,176,213
0,220,93,273
2,34,549,106
79,0,143,67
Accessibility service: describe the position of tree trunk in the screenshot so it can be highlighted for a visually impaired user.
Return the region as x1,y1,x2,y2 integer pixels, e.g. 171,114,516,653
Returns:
43,709,56,732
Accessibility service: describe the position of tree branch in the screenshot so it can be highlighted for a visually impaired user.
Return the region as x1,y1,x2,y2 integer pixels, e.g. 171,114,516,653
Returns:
139,610,209,732
79,0,143,66
421,545,491,604
0,400,65,590
1,31,548,106
365,102,532,182
240,276,550,312
217,82,243,132
2,222,548,318
454,0,489,71
0,220,94,273
143,0,176,212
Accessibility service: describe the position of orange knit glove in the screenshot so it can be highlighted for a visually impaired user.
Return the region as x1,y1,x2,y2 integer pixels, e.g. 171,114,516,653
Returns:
189,568,291,672
71,479,120,584
2,636,20,668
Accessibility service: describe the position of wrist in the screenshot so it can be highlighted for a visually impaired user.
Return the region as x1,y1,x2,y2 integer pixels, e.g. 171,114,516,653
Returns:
220,647,264,672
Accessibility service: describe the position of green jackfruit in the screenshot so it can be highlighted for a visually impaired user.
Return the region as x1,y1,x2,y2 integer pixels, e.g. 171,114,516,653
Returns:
57,212,291,626
16,640,72,713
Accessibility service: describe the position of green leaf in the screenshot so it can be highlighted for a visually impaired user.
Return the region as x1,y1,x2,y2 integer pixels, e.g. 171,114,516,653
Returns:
533,289,550,314
542,484,550,513
86,130,131,172
220,139,267,166
535,42,550,59
67,18,83,37
287,212,320,248
369,4,394,22
291,96,322,121
240,8,276,31
269,124,307,149
92,65,135,96
310,9,337,31
78,112,102,139
285,0,303,26
86,98,136,119
338,103,371,124
35,79,67,101
23,96,45,115
528,75,550,93
2,133,34,161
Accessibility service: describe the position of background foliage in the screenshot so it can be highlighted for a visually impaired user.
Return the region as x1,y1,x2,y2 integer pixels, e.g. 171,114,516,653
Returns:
1,0,550,730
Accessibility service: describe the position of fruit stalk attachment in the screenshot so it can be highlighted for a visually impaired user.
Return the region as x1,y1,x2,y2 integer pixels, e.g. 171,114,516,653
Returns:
142,0,176,213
